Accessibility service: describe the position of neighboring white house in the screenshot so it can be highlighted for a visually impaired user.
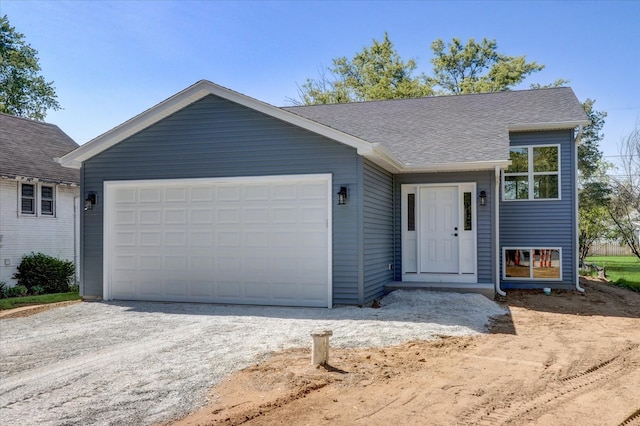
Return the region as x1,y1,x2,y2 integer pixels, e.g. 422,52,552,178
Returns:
0,113,80,286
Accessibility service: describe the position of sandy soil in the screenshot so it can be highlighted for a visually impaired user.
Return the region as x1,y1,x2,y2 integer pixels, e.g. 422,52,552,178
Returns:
169,278,640,426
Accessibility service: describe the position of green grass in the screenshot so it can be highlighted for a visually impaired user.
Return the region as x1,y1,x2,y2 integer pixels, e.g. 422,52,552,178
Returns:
585,255,640,292
0,292,81,310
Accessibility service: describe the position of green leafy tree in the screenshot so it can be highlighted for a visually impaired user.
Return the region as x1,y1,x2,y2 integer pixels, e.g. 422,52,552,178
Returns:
576,99,611,264
608,124,640,259
0,15,60,120
292,33,431,105
428,38,544,94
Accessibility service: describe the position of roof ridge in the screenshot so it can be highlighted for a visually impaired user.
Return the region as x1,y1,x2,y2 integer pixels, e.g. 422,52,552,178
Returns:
283,87,573,109
0,111,61,129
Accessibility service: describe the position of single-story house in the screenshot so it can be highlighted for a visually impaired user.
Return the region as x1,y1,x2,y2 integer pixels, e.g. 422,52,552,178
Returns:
0,113,80,286
57,80,589,307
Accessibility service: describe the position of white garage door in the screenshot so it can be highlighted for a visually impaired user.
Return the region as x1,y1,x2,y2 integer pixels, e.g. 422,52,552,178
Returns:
103,174,331,307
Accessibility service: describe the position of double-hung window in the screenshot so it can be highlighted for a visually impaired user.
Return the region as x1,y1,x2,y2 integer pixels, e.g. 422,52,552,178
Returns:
20,183,56,216
503,145,560,200
21,184,36,214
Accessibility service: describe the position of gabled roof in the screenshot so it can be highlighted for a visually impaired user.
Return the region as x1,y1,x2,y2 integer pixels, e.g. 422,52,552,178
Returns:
283,87,589,168
57,81,589,174
0,113,79,184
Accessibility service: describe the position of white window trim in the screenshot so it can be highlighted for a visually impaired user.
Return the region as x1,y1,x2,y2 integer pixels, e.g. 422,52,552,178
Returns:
40,184,56,216
502,247,562,281
18,182,57,217
502,144,561,201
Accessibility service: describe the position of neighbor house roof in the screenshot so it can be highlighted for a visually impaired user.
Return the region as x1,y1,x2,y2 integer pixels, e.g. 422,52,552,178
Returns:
57,80,589,174
283,87,589,168
0,113,80,184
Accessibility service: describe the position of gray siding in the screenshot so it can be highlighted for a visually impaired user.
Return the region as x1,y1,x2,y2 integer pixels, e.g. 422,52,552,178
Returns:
393,171,495,284
362,159,394,303
500,130,576,289
81,94,361,305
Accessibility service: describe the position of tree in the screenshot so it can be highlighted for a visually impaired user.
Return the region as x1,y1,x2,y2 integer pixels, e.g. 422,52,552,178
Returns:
608,123,640,259
0,14,60,120
293,35,548,105
291,33,431,105
428,38,544,94
576,99,613,264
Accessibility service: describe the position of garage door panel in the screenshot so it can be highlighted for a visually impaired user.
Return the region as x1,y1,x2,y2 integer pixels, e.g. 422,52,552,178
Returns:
106,175,330,307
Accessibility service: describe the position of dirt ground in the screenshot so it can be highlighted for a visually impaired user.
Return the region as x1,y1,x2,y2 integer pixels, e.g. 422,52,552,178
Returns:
169,278,640,426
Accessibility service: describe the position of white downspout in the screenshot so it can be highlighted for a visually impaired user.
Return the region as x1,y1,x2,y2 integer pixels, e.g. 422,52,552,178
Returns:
495,165,506,297
574,125,585,292
73,195,79,286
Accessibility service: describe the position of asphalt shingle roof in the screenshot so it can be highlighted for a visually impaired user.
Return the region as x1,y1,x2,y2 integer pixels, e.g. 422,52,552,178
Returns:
283,87,588,166
0,113,80,184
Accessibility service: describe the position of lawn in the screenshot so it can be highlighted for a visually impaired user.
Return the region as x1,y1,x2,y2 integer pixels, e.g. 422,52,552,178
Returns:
0,292,81,310
585,255,640,291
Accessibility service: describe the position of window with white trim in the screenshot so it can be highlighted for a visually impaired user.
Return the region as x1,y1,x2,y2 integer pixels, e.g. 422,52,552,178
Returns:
21,183,36,214
503,248,561,280
19,183,56,217
503,145,560,200
41,185,55,215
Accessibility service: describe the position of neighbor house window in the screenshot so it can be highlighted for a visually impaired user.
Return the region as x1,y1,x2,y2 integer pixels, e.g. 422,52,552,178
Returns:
503,145,560,200
503,248,561,280
21,183,36,214
41,185,55,215
19,183,56,217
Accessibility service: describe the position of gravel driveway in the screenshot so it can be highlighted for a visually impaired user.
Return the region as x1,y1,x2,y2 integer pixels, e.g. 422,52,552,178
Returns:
0,290,505,425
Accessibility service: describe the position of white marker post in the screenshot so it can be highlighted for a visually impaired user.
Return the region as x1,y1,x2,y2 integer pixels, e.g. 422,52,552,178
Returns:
311,330,333,366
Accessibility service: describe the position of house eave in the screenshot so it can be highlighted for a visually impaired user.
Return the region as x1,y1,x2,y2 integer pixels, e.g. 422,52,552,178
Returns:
57,80,374,170
1,174,79,186
508,121,590,132
394,160,511,174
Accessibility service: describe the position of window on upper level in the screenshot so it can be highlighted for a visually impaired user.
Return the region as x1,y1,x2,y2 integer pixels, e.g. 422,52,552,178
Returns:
503,145,560,200
20,183,56,217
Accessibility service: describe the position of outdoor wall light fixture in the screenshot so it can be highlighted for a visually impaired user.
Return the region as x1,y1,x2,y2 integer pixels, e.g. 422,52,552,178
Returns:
337,186,348,205
85,192,97,211
479,190,487,206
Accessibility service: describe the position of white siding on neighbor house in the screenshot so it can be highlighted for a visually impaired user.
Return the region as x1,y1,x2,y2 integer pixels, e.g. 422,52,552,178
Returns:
0,179,79,285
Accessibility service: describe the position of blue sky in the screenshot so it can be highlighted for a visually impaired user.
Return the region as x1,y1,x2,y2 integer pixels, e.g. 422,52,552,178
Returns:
3,0,639,161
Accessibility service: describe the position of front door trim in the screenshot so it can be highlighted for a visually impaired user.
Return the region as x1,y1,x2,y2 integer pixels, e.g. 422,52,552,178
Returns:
401,182,477,283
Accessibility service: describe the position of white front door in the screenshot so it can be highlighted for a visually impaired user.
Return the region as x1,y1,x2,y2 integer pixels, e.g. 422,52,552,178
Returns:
402,183,477,282
419,186,459,273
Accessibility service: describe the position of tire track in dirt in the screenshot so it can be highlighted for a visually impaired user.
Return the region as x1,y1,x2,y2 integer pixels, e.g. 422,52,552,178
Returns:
458,344,639,425
619,408,640,426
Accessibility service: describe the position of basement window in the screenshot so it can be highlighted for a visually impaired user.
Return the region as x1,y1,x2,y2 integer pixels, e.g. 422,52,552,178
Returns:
503,248,561,280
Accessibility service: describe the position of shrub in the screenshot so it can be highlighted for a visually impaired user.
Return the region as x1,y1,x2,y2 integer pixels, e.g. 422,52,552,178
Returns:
13,253,75,294
30,285,45,295
0,281,7,299
5,285,28,298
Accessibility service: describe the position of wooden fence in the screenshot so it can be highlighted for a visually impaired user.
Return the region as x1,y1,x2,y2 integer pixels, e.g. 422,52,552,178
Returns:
588,242,635,256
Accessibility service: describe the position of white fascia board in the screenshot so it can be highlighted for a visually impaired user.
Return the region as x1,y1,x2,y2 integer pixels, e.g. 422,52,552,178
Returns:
394,159,511,174
508,120,590,132
57,80,373,169
362,144,510,174
361,144,403,173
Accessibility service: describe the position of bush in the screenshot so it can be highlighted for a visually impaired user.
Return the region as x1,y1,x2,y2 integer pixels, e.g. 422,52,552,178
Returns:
13,253,75,294
30,285,45,295
0,281,7,299
5,285,28,298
